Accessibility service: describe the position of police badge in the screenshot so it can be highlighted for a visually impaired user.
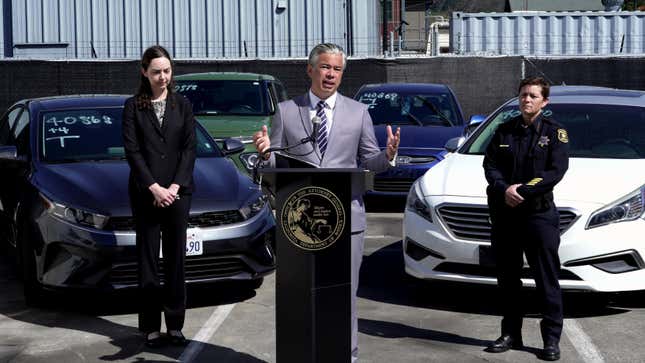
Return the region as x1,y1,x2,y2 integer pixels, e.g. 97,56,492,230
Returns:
538,135,550,147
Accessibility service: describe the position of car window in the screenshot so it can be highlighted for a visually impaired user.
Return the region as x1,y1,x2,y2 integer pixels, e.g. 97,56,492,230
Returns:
0,107,23,145
464,103,645,159
40,106,221,163
175,80,268,116
356,90,461,127
14,109,30,156
272,81,288,102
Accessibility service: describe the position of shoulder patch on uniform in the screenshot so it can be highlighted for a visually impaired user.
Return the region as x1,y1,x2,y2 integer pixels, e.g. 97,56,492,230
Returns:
557,129,569,143
526,177,543,186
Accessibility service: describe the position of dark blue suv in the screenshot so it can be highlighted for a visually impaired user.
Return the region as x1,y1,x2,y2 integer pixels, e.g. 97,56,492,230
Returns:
355,83,466,197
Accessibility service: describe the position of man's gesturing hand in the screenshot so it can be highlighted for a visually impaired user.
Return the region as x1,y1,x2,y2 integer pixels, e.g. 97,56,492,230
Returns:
253,125,270,159
386,125,401,161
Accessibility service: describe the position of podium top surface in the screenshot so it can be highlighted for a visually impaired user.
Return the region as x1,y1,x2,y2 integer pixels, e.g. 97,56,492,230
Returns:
259,168,368,174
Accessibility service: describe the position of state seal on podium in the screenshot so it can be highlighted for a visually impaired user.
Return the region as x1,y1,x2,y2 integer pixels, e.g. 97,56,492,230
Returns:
281,186,346,251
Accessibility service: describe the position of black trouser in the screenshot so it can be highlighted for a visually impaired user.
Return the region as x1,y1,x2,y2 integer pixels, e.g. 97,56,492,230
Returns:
132,193,192,334
490,206,563,345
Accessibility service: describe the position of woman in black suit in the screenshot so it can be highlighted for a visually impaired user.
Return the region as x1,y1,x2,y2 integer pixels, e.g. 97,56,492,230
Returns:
122,45,196,347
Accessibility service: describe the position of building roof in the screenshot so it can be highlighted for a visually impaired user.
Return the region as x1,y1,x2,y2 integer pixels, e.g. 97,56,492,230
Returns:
507,0,605,11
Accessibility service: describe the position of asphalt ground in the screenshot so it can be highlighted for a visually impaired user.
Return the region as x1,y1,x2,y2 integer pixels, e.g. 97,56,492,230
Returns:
2,205,645,362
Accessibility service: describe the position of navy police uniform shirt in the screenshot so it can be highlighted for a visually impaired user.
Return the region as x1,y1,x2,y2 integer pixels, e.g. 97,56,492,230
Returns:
483,113,570,212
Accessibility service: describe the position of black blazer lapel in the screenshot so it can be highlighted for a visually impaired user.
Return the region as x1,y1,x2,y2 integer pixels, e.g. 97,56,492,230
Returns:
160,95,172,135
145,107,164,136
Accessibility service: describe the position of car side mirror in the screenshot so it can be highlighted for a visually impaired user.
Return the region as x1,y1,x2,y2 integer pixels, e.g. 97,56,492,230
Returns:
0,145,18,160
221,138,245,155
444,137,465,153
463,114,486,137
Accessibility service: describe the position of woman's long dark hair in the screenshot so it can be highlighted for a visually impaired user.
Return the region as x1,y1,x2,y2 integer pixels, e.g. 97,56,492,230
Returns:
135,45,176,110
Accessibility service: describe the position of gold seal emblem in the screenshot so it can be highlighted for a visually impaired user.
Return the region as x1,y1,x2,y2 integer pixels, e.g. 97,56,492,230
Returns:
557,129,569,143
281,186,346,251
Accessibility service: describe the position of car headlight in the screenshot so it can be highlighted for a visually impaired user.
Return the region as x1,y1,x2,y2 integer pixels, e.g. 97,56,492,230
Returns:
41,194,109,229
239,194,267,220
406,180,432,223
586,185,645,229
240,152,259,172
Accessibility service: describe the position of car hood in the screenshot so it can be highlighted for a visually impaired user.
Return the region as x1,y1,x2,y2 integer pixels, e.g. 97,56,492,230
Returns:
374,124,462,151
33,158,257,216
195,115,270,139
422,153,645,205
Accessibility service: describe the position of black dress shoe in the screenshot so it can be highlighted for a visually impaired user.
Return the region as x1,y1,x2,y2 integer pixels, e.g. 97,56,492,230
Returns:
539,344,560,361
145,332,166,348
485,334,524,353
168,331,188,346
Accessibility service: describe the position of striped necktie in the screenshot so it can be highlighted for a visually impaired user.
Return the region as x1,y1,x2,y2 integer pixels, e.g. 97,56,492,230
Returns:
316,100,328,156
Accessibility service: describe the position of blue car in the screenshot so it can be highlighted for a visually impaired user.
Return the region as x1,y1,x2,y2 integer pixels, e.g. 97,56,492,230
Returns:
0,95,275,303
355,83,466,196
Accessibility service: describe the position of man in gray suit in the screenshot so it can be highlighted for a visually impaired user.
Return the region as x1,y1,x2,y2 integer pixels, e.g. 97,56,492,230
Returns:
253,43,401,361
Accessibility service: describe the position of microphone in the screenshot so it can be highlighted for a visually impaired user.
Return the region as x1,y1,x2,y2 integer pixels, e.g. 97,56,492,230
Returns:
252,117,322,178
310,116,321,144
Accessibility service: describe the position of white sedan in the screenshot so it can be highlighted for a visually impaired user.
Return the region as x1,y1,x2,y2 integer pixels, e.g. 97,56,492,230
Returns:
403,86,645,292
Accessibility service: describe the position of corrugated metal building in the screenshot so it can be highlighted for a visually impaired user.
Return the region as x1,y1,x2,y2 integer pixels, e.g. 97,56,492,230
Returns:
450,11,645,56
1,0,382,59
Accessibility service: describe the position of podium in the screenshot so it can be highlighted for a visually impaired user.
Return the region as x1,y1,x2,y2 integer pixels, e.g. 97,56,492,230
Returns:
260,167,369,363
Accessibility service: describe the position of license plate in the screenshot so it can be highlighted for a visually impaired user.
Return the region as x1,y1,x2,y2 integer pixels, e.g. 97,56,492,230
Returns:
159,228,203,258
186,228,203,256
478,245,496,267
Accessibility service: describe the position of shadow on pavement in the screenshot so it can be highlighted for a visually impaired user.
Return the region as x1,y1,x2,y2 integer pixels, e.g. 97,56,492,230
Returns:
358,318,490,348
0,252,267,362
364,194,406,213
358,240,638,319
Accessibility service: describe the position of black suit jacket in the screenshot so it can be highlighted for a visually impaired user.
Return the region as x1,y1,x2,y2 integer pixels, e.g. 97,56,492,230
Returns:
122,93,197,196
483,114,569,212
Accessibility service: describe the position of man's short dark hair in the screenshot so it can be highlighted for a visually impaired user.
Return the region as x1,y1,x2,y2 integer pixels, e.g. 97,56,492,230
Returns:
518,76,550,99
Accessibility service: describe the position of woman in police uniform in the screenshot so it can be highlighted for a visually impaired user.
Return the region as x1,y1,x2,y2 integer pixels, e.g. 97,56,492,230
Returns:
483,76,569,361
122,45,196,348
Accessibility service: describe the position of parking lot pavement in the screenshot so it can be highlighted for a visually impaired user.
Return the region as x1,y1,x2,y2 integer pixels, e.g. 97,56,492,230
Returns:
2,212,645,362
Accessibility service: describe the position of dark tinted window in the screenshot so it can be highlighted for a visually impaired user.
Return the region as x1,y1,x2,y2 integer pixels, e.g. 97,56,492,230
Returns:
40,106,220,163
175,80,268,116
272,81,288,102
0,107,23,145
356,90,461,127
464,104,645,159
14,109,30,156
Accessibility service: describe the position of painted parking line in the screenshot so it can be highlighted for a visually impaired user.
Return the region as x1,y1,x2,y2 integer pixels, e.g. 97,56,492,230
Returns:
179,303,236,363
564,319,605,363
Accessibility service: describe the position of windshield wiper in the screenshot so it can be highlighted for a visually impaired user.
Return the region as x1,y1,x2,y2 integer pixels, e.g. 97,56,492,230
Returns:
402,111,424,127
414,96,454,126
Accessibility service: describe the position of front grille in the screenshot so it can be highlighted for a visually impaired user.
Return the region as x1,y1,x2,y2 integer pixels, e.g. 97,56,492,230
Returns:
437,204,578,242
109,255,251,286
373,178,415,193
106,210,244,231
187,210,244,227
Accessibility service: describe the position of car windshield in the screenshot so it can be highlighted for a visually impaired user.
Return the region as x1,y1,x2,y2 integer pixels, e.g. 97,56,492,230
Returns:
40,106,221,163
464,103,645,159
356,90,461,127
175,80,268,116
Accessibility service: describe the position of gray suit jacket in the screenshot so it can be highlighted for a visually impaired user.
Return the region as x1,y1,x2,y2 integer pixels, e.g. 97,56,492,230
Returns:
267,92,391,232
